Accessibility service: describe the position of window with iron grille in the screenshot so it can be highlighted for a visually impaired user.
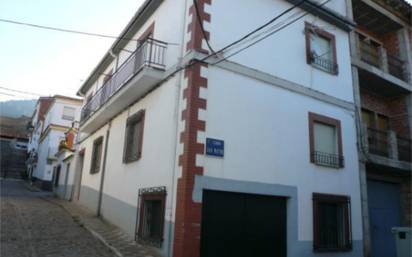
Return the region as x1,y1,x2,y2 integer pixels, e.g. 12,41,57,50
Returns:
313,193,352,252
123,110,145,163
309,112,344,168
137,187,166,247
305,22,338,75
90,137,103,174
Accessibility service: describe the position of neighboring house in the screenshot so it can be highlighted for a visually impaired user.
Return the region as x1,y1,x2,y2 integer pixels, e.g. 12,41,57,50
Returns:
27,96,53,179
51,125,78,200
72,1,366,257
0,115,30,178
348,1,412,257
28,95,82,190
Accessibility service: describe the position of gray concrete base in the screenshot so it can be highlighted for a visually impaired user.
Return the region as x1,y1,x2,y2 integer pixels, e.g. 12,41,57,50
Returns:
78,186,171,256
193,175,363,257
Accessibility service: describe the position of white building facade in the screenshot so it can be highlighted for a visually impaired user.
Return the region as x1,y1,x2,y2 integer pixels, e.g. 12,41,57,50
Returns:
74,1,364,257
29,95,82,189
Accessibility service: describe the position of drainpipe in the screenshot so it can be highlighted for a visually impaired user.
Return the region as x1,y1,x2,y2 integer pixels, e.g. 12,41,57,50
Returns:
97,121,111,217
167,0,189,256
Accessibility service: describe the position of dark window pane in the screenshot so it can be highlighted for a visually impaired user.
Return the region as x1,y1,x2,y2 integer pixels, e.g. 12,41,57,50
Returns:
318,202,346,249
143,200,162,239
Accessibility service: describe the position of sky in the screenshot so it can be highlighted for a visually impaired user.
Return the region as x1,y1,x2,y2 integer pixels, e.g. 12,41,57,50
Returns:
0,0,411,102
0,0,143,101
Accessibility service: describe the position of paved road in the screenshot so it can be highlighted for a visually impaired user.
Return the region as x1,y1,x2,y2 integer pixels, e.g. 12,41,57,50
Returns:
0,179,116,257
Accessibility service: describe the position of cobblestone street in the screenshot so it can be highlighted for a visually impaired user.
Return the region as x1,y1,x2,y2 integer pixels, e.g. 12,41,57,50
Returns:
0,179,116,257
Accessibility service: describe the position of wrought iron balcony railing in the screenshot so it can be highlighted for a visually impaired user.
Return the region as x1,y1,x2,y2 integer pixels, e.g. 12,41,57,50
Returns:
310,53,338,74
359,40,381,68
358,35,409,82
388,54,409,82
81,38,167,122
367,128,389,157
397,136,411,162
311,151,344,168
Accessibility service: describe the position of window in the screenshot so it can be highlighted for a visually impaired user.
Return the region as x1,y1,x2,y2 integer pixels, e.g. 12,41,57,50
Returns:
123,110,145,163
90,137,103,174
62,106,76,121
309,112,344,168
313,193,352,252
305,22,338,74
137,187,166,247
102,69,113,85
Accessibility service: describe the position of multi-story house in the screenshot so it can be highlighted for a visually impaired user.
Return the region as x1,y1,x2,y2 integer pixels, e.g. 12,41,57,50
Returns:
27,96,53,179
348,1,412,257
28,95,82,190
74,0,364,257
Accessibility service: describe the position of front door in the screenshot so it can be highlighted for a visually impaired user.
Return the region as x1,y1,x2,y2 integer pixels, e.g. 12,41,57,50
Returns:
201,190,286,257
368,180,401,257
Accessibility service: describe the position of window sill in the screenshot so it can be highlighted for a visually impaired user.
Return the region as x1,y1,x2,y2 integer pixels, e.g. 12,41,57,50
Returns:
314,246,352,252
123,155,141,164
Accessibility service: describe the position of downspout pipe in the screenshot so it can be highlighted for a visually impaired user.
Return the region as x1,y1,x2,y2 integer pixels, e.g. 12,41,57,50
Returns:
97,121,111,216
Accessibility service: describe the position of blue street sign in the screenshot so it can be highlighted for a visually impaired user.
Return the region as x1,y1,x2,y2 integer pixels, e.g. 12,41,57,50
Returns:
206,138,224,157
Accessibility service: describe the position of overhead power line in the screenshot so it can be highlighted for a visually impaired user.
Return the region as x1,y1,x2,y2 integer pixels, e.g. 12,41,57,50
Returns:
0,85,45,97
0,18,141,42
193,0,216,53
211,0,333,65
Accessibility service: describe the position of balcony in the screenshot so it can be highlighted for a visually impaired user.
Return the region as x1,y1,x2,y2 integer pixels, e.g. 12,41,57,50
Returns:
80,38,167,133
363,126,411,170
358,39,409,82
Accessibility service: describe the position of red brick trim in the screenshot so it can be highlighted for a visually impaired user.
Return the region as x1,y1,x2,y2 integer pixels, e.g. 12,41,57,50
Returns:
186,0,211,54
173,1,211,257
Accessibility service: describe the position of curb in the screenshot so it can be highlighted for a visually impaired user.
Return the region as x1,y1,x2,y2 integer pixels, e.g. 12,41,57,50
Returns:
41,197,123,257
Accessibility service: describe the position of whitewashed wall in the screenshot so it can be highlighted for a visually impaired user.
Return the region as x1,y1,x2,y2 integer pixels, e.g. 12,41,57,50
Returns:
204,66,362,241
209,0,354,103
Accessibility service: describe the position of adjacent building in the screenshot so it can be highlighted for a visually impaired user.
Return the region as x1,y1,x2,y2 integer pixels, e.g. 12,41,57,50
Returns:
0,115,31,178
73,0,370,257
51,125,78,200
27,95,82,190
348,1,412,257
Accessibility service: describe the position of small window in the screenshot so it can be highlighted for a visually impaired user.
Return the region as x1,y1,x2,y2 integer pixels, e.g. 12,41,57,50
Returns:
90,137,103,174
313,193,352,252
305,23,338,74
102,69,113,85
123,110,145,163
62,106,76,121
309,112,344,168
137,187,166,247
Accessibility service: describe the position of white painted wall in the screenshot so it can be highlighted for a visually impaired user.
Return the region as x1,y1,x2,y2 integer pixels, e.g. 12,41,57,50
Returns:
33,130,66,181
33,98,82,181
204,66,362,241
209,0,354,103
82,0,187,102
43,98,82,129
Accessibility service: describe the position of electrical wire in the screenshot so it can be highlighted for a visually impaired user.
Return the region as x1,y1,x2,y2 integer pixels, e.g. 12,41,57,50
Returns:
0,18,140,42
193,0,215,53
0,18,180,45
0,86,44,96
211,0,332,65
161,0,309,82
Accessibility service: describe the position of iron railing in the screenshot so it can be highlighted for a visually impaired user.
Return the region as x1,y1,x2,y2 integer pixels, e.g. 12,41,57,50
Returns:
81,38,167,122
397,136,411,162
387,54,409,81
359,40,381,68
310,54,338,74
312,151,344,168
367,128,389,157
